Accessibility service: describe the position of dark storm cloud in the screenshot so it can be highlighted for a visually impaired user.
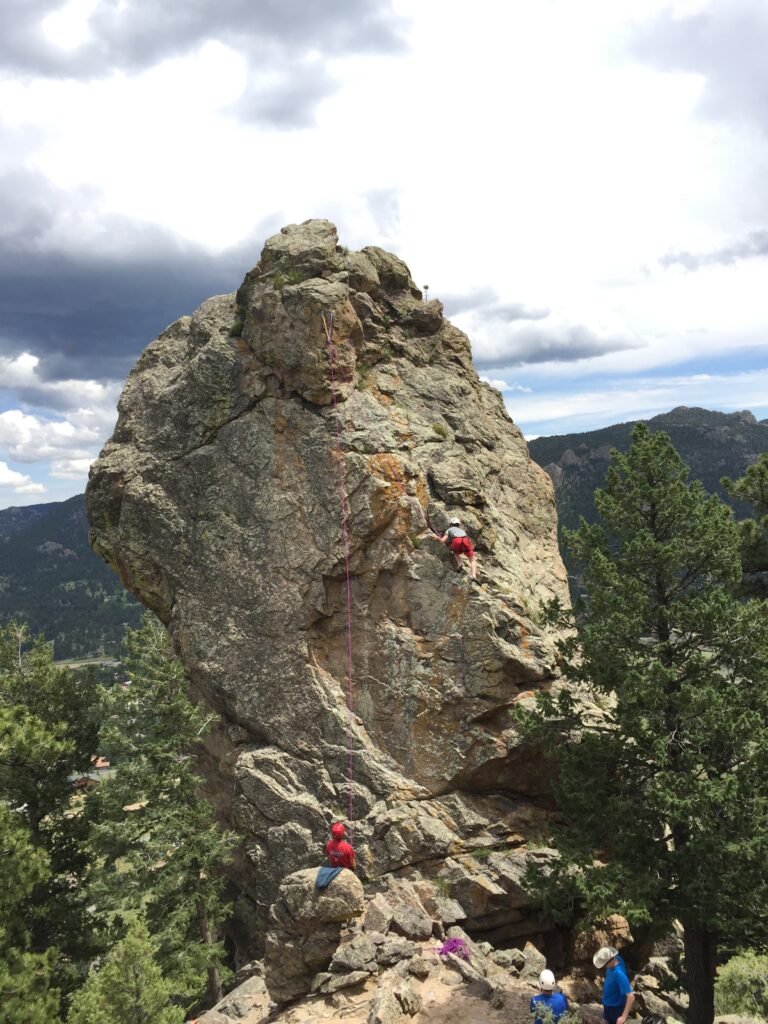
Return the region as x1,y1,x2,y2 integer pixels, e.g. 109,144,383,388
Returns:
1,0,407,128
661,229,768,271
440,287,640,366
473,323,643,369
475,301,550,324
441,287,497,317
0,169,282,383
631,0,768,133
441,287,550,323
234,60,338,127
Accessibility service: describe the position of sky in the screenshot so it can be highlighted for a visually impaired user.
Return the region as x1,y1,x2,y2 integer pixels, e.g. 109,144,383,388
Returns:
1,0,768,506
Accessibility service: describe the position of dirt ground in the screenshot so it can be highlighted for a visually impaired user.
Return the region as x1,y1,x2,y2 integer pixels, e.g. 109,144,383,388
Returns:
272,965,568,1024
418,979,534,1024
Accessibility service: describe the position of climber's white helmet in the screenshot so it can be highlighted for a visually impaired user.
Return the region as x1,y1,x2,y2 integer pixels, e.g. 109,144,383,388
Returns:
539,969,556,991
448,517,461,526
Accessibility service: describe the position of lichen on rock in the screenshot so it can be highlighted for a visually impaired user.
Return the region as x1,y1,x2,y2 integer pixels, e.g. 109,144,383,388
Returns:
87,218,570,957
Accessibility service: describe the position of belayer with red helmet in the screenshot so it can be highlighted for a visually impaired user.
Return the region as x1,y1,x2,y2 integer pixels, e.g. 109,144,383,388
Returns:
326,822,356,871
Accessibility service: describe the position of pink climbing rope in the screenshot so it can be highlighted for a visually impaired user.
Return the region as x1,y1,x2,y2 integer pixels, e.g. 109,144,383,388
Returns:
322,312,355,834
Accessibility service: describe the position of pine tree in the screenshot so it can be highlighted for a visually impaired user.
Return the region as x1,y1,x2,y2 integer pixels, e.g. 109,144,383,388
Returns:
0,619,101,997
67,917,181,1024
0,803,60,1022
519,425,768,1024
722,451,768,597
87,614,233,1011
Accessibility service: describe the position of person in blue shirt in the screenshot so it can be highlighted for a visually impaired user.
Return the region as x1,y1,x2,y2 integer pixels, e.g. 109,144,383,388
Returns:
593,946,635,1024
530,969,569,1023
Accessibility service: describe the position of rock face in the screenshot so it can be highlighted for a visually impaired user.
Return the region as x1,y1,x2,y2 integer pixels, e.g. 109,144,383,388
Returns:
87,219,570,955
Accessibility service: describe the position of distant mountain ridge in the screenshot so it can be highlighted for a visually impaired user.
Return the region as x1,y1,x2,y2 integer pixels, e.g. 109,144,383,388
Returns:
0,494,141,658
529,406,768,536
0,502,53,535
2,407,766,653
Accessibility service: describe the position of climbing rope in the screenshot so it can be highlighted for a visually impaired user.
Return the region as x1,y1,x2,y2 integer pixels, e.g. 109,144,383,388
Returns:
414,496,440,538
322,312,355,834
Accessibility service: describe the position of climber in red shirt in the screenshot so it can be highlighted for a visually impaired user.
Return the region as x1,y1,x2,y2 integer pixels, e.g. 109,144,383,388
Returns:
427,517,478,579
325,822,356,871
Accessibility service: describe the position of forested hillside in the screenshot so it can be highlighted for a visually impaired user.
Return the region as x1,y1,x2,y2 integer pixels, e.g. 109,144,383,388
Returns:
529,406,768,534
0,494,141,658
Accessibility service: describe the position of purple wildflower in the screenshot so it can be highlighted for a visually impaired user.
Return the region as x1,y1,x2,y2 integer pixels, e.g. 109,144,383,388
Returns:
435,936,472,961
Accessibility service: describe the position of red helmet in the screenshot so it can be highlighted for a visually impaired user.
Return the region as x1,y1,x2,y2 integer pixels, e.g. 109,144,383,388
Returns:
331,822,346,839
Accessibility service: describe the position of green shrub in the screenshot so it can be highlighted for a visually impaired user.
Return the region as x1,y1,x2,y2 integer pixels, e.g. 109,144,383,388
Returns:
356,361,374,385
468,846,496,861
272,267,305,290
432,422,449,439
533,1006,583,1024
715,950,768,1019
228,316,243,338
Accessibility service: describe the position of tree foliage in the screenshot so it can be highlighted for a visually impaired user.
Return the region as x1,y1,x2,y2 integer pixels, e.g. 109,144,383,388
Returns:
714,950,768,1020
0,803,60,1022
518,425,768,1024
723,451,768,597
68,917,181,1024
86,613,234,1011
0,619,101,999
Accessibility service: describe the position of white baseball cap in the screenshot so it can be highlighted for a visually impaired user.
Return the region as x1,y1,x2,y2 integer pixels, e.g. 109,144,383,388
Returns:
593,946,619,969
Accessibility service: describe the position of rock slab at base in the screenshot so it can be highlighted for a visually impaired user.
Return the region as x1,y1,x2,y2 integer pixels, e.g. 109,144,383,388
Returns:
194,973,271,1024
265,868,365,1003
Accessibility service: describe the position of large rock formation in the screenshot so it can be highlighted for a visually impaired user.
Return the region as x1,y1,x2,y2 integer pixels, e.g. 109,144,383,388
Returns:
87,219,570,957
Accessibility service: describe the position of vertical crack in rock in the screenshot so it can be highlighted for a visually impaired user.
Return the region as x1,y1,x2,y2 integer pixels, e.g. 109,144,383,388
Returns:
87,219,571,955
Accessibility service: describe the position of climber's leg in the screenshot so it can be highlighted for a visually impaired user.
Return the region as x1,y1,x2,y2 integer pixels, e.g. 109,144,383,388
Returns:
458,538,477,579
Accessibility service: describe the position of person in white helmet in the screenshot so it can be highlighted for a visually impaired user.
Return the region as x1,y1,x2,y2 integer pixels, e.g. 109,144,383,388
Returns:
593,946,634,1024
530,968,569,1023
427,516,478,579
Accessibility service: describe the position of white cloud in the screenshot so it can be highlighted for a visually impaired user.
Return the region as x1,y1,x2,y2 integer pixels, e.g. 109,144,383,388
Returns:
507,367,768,434
51,456,93,478
481,376,532,394
0,353,121,416
1,352,41,387
0,460,45,494
0,409,97,463
42,0,99,51
0,353,118,492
